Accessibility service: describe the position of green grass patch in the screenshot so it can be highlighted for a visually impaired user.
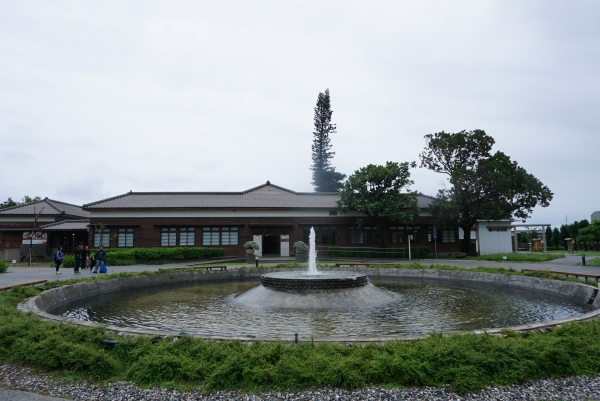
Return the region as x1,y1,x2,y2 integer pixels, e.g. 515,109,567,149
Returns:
2,268,600,393
468,253,564,262
583,257,600,267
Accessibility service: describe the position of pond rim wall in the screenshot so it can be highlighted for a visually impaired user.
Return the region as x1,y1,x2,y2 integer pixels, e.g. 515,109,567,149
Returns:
18,267,600,344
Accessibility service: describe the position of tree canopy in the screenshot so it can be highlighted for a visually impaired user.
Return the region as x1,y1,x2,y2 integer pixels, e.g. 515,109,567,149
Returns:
420,130,553,254
311,89,346,192
576,220,600,247
0,196,42,209
337,161,419,248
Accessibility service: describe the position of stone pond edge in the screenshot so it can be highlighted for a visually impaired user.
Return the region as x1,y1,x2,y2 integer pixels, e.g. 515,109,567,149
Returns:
17,267,600,344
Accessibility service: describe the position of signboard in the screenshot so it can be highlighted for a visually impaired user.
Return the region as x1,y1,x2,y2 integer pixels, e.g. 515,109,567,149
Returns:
22,232,47,245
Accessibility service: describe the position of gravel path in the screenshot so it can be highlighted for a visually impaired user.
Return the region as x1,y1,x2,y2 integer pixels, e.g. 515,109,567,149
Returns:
1,364,599,401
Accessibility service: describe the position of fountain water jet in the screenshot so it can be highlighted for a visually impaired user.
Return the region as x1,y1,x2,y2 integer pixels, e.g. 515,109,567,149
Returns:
233,227,399,309
306,227,320,275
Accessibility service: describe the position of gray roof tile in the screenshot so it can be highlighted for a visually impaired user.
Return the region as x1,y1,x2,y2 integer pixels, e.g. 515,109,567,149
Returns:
40,220,90,231
84,183,435,210
0,198,90,218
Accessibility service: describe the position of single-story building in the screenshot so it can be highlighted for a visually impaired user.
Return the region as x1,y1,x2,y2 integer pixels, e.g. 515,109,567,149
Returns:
0,199,90,261
82,182,461,258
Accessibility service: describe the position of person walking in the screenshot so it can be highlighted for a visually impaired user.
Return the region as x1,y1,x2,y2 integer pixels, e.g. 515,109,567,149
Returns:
54,246,63,275
92,245,106,273
84,245,91,271
74,244,83,274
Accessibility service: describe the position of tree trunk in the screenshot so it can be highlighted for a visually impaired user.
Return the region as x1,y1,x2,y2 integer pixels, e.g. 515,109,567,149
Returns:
375,216,385,255
460,224,471,254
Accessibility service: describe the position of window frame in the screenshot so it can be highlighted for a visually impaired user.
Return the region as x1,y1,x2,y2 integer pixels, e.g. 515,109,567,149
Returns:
94,228,110,248
117,228,134,247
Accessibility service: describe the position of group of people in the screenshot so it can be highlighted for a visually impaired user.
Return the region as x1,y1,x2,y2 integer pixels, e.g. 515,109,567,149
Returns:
53,245,107,275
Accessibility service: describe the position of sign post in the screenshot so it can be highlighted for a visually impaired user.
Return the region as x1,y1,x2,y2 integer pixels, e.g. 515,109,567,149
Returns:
408,235,412,260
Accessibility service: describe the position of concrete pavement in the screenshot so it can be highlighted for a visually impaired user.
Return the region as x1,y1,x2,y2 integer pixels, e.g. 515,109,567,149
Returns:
1,254,599,289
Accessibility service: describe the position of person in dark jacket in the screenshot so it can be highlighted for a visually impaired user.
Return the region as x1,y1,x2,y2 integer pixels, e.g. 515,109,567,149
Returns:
92,245,107,273
54,246,63,275
74,244,83,274
84,245,91,270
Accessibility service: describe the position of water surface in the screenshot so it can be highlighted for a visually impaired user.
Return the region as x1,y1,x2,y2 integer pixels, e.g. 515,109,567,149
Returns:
53,277,591,338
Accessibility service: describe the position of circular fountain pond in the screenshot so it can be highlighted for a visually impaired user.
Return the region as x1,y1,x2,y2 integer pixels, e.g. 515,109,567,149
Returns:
49,274,594,339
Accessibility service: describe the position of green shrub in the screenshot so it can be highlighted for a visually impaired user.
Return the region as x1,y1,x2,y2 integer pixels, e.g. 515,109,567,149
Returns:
0,260,7,273
70,247,226,267
328,246,431,259
62,255,74,268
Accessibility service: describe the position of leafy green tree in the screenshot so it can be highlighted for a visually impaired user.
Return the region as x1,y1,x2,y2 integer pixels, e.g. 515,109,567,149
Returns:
337,161,419,248
545,227,552,246
311,89,346,192
0,195,41,209
420,130,553,254
551,227,561,250
559,224,570,250
576,220,600,248
21,195,41,204
0,198,18,209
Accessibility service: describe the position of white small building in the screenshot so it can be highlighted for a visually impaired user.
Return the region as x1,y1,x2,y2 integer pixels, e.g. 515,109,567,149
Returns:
475,221,512,256
592,211,600,222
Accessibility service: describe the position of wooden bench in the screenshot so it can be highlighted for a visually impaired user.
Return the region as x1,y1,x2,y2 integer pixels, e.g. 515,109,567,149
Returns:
160,265,227,271
0,280,48,292
521,269,600,282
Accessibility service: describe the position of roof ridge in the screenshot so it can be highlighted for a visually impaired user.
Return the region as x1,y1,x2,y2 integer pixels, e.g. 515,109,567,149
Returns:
40,219,90,228
43,198,65,214
242,181,298,195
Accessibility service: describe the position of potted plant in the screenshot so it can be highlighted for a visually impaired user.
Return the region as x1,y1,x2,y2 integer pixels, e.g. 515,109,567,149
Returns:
294,241,308,263
244,241,259,255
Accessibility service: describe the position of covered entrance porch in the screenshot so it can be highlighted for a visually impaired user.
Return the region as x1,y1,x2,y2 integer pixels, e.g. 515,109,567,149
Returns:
250,226,291,257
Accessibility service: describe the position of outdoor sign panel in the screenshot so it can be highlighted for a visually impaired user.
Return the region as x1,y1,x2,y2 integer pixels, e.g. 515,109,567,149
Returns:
22,232,47,245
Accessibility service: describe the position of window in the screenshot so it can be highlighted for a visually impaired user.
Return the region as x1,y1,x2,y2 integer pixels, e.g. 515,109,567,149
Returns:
303,226,338,244
406,226,421,243
94,228,110,247
347,227,364,244
221,227,238,245
390,226,405,244
364,226,376,244
203,227,237,246
180,227,195,246
161,228,176,247
118,228,134,247
203,227,220,245
442,228,456,243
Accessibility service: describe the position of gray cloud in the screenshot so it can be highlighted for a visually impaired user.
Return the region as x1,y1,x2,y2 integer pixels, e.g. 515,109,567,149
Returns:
0,1,598,227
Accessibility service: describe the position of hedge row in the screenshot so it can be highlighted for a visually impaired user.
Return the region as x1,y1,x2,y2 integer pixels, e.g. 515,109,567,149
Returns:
328,246,432,259
61,247,224,268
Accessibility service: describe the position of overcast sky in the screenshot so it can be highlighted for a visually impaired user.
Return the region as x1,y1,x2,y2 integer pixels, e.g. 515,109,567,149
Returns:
1,1,598,228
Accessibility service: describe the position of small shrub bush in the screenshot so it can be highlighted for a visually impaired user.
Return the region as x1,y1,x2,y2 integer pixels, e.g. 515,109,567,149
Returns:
62,247,224,267
0,260,8,273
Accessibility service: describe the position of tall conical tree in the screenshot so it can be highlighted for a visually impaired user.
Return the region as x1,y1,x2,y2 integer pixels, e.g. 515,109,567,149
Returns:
311,89,345,192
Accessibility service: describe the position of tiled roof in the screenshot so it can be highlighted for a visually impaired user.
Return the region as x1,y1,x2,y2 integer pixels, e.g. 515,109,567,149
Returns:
40,220,90,231
84,182,435,210
0,198,90,218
